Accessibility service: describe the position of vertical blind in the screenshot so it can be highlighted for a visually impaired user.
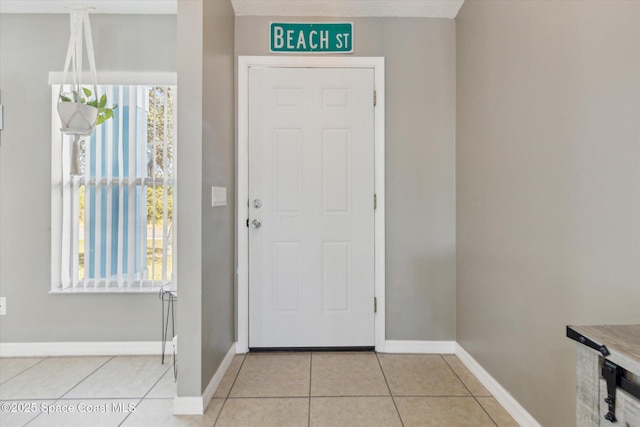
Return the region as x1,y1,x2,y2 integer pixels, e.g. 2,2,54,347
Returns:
58,84,175,291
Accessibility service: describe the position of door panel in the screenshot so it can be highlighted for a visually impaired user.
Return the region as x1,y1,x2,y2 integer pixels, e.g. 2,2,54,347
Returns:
249,67,375,348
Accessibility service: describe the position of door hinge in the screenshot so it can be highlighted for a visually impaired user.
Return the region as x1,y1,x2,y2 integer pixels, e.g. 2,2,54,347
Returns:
374,90,377,107
601,359,640,423
246,218,249,227
374,194,377,210
374,297,377,313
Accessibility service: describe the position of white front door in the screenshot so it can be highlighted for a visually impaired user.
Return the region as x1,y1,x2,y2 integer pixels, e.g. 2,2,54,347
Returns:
248,67,375,348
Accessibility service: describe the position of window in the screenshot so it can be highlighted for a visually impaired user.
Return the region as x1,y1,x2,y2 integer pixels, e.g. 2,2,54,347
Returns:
51,74,176,292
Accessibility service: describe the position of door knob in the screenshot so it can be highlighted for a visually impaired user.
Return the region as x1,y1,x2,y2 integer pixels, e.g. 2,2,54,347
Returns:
251,219,262,228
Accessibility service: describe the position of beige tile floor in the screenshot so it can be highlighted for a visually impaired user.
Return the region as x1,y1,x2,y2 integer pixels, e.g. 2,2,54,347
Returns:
0,352,519,426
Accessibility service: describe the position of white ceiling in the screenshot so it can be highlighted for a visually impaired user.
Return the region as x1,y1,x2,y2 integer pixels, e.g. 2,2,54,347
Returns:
0,0,464,18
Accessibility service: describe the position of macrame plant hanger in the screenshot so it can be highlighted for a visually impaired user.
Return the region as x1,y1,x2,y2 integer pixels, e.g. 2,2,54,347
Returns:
58,8,98,175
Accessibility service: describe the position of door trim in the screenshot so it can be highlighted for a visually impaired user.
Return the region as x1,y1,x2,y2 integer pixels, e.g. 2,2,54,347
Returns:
236,56,385,352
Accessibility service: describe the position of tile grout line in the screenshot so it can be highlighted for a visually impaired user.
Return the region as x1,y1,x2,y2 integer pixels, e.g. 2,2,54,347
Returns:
56,356,116,400
16,400,47,427
440,355,499,427
23,356,115,427
223,354,248,399
213,353,248,426
116,395,145,427
224,396,311,400
223,393,478,399
118,360,172,426
375,353,405,427
0,357,49,387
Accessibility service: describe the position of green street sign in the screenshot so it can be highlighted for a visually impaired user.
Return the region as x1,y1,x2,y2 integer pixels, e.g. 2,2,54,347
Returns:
270,22,353,53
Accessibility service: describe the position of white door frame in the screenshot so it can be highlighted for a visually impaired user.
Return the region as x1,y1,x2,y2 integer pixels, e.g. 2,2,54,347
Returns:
236,56,385,353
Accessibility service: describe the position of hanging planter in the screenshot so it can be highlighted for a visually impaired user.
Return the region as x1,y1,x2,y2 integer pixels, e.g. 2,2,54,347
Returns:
58,8,99,136
59,86,116,133
58,100,99,136
57,8,117,175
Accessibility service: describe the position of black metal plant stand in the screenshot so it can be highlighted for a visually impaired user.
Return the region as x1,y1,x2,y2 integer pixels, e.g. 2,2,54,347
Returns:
159,285,177,379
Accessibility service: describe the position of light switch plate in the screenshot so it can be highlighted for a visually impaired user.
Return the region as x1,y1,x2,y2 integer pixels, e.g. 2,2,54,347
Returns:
212,187,227,207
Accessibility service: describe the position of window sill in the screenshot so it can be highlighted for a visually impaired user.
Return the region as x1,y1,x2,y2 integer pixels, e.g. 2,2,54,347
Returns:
49,287,162,295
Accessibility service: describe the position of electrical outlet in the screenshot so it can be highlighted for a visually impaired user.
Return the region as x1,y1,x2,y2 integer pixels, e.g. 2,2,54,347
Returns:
0,297,6,315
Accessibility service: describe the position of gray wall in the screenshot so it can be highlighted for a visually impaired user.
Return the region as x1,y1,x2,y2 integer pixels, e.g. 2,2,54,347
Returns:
176,0,235,397
456,1,640,426
176,0,203,397
202,0,236,392
0,13,176,343
236,17,457,340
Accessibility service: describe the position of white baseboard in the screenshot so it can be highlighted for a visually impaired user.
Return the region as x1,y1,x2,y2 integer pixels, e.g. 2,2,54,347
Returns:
171,397,203,415
0,341,171,357
235,341,248,354
382,340,456,354
173,342,237,415
455,343,541,427
201,343,236,411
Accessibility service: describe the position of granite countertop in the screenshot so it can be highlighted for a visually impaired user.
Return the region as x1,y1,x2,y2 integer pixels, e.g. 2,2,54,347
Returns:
568,324,640,375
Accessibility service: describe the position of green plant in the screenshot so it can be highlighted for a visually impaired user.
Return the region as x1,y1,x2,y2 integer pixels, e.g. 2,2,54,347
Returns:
59,87,118,125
